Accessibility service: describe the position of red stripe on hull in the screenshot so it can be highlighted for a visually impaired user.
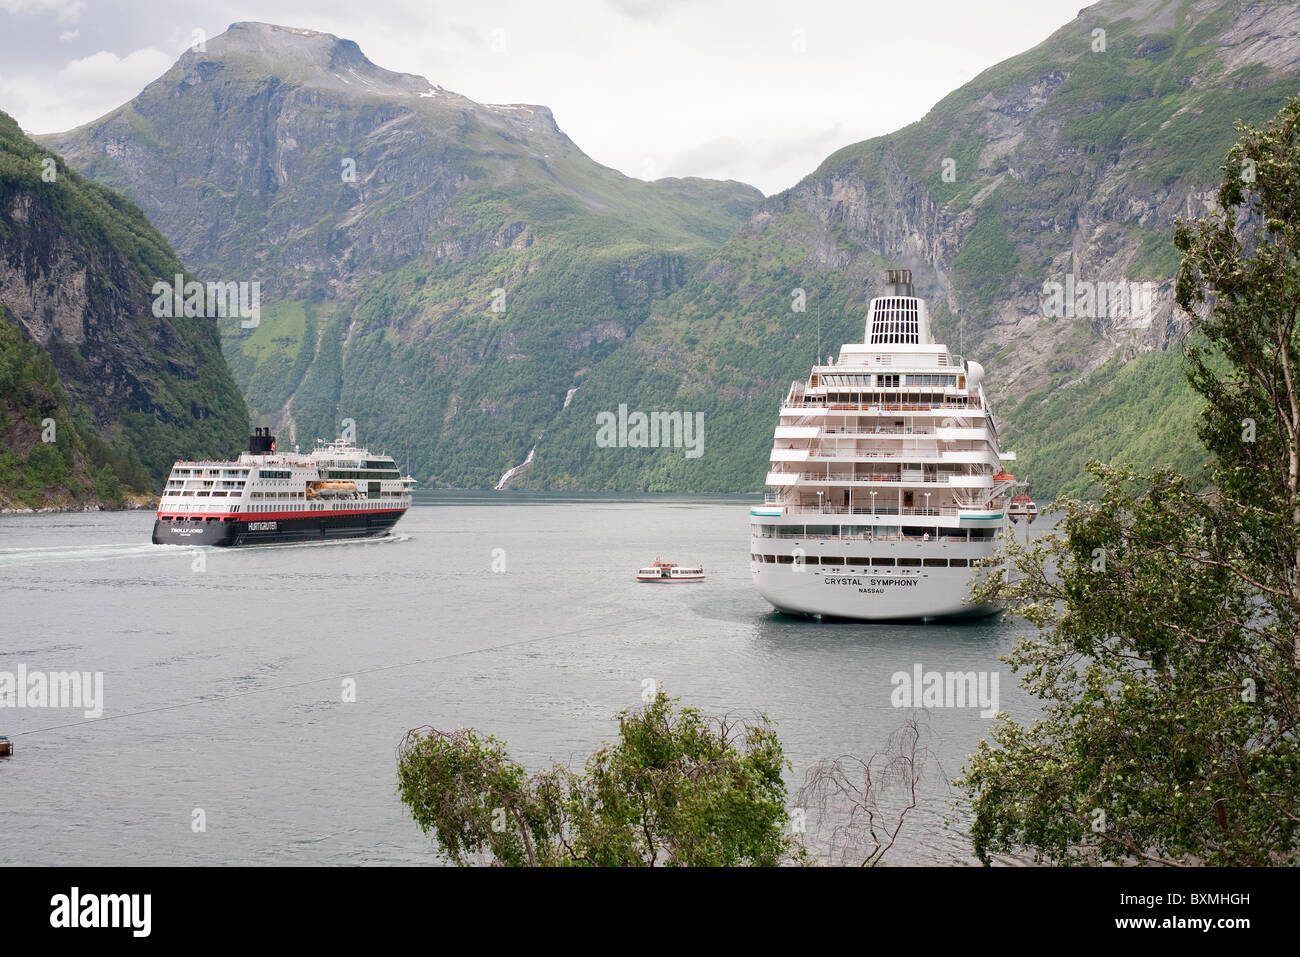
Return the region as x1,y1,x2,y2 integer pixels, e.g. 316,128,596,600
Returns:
155,507,407,521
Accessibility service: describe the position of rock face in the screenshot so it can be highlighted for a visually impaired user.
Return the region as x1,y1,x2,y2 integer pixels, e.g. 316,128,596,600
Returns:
0,111,248,505
514,0,1300,495
45,6,1300,494
46,22,763,487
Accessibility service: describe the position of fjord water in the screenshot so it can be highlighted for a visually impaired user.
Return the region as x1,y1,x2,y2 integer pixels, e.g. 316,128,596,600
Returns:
0,493,1034,865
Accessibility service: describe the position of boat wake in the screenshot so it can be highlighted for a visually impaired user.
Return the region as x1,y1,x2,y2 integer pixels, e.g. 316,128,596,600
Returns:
0,542,177,568
0,533,411,568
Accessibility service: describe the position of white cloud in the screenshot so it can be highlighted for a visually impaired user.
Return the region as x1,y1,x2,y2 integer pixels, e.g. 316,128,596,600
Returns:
2,46,172,134
57,47,172,87
58,28,77,41
0,0,84,23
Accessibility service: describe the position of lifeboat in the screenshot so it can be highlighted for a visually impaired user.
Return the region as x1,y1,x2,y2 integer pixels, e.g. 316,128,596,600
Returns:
308,480,358,498
1009,493,1039,524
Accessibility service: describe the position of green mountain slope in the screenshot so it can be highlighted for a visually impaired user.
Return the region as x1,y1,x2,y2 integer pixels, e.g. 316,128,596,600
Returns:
45,22,763,486
0,111,248,506
46,3,1300,495
517,0,1300,494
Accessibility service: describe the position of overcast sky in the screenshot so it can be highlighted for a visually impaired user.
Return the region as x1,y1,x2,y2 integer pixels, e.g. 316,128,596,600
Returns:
0,0,1089,194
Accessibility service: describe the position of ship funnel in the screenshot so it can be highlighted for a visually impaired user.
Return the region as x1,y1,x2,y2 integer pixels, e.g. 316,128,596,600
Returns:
248,426,276,454
884,269,914,297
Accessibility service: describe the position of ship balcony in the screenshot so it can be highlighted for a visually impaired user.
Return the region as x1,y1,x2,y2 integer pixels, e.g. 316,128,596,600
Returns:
784,448,1001,467
800,425,992,440
758,502,963,518
772,470,995,487
780,400,984,416
773,425,821,440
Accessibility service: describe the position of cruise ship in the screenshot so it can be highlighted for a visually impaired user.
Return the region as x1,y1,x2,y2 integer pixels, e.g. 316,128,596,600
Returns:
750,270,1015,621
152,428,415,546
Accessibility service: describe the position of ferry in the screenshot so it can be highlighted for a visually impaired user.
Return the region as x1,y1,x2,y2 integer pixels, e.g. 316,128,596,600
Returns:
152,428,415,546
750,270,1014,621
636,560,705,582
1008,493,1038,523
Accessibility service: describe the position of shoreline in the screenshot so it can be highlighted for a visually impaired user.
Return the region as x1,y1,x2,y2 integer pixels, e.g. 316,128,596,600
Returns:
0,496,156,516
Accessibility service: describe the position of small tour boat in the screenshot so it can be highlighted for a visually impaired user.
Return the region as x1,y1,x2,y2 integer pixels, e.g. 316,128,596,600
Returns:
636,560,705,582
1008,493,1038,523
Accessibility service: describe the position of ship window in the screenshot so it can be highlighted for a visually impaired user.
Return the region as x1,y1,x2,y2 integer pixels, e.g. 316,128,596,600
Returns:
776,555,794,564
847,556,870,565
821,557,844,565
923,558,947,567
949,558,968,567
898,557,922,566
796,555,819,565
872,557,895,566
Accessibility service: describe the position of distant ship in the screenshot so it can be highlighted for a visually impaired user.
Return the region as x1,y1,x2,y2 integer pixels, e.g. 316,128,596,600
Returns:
750,270,1015,621
152,429,415,546
636,560,705,582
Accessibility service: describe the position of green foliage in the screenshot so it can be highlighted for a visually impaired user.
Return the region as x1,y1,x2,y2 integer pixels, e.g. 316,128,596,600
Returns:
396,690,797,866
961,97,1300,866
1004,347,1206,499
951,203,1020,313
0,110,248,498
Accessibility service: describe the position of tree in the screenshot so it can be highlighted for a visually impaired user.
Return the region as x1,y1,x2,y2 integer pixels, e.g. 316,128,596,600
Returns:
795,713,934,866
958,97,1300,865
396,689,798,866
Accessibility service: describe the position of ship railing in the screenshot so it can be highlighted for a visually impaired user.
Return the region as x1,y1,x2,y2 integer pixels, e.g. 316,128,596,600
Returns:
780,400,980,412
763,504,963,517
782,472,983,484
804,449,993,460
818,426,983,436
759,531,983,542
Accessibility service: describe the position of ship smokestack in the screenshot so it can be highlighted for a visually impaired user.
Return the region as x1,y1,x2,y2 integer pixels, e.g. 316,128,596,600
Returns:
885,269,914,297
248,426,276,454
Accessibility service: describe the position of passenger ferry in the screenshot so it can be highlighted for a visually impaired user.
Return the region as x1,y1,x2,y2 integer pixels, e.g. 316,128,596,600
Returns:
636,560,705,582
750,270,1015,621
152,428,415,546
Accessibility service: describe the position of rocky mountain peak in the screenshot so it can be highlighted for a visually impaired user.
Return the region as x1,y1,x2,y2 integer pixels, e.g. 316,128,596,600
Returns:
174,21,444,99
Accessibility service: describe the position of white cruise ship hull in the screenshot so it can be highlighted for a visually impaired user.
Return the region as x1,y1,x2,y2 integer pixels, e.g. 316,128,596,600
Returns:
751,560,999,621
749,520,1002,621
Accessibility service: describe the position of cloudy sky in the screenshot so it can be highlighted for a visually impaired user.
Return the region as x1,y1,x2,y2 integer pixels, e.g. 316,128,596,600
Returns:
1,0,1088,194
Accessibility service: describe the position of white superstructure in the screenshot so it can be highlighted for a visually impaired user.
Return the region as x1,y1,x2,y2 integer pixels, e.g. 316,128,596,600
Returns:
749,270,1014,621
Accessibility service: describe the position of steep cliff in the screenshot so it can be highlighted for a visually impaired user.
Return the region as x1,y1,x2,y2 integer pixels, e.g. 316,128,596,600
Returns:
0,111,248,506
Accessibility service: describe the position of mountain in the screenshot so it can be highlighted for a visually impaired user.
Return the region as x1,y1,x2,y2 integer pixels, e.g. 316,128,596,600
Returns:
45,4,1300,496
45,22,763,487
0,110,248,509
516,0,1300,496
